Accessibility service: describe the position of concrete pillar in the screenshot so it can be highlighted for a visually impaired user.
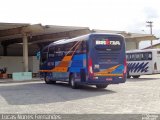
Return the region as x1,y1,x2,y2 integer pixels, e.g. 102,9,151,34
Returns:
23,34,29,72
135,41,139,49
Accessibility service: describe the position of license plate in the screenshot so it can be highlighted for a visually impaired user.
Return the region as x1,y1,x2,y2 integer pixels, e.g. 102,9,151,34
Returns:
106,78,112,81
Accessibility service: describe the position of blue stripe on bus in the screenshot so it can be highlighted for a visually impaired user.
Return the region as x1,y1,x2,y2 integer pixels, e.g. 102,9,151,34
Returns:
72,54,86,60
69,67,86,72
111,65,124,74
69,54,87,72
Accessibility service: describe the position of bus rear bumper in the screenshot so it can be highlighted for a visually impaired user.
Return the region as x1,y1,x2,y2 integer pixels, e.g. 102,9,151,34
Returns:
78,77,126,85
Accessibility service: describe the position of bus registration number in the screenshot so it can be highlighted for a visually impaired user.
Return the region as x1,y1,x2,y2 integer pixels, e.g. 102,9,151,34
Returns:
106,78,112,81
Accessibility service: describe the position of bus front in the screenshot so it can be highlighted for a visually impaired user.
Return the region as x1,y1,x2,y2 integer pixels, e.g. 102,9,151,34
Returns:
87,34,126,88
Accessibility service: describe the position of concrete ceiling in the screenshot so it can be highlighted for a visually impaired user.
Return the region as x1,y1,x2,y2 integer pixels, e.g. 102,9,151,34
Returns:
0,23,90,46
0,23,29,30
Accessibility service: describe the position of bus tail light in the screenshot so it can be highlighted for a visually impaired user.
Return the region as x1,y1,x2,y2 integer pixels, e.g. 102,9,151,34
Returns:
123,58,127,78
88,58,93,77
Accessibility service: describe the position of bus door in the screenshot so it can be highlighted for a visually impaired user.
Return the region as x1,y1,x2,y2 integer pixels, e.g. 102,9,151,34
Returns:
155,51,160,73
88,35,126,81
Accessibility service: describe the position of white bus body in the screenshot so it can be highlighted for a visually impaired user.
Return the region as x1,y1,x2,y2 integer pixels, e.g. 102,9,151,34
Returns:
126,49,160,78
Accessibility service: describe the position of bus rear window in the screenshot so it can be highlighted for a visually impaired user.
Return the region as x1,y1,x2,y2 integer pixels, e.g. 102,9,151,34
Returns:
94,36,122,51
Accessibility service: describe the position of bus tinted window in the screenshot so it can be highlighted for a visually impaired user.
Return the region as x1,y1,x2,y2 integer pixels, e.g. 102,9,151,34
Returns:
127,52,152,61
55,45,65,57
48,47,55,58
63,41,86,55
94,36,122,51
41,52,48,63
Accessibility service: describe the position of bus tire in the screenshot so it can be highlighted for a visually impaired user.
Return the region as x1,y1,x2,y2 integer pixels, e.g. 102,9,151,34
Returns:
127,75,131,78
96,84,108,89
127,71,131,78
132,75,140,79
69,74,78,89
44,75,56,84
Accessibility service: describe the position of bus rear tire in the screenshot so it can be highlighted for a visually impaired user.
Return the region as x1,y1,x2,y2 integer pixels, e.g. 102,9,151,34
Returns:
69,74,79,89
127,75,131,78
96,84,108,89
127,71,131,78
44,76,56,84
132,75,140,78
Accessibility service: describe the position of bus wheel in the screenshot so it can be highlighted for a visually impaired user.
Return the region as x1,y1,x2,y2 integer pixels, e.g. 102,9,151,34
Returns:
69,74,78,89
127,75,131,78
132,75,140,79
44,76,56,84
96,84,108,89
127,71,131,78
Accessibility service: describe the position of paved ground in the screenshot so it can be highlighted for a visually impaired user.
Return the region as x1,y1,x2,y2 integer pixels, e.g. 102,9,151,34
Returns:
0,75,160,114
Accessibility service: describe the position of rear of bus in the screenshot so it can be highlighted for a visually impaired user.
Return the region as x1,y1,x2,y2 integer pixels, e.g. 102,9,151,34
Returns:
87,33,127,86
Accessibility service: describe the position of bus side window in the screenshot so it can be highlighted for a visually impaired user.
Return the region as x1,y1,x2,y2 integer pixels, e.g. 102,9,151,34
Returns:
148,53,152,60
82,41,87,53
64,42,74,55
132,53,136,61
48,46,55,58
55,45,65,60
126,54,131,61
72,41,83,54
135,54,140,60
41,52,48,63
126,54,129,61
143,52,152,60
129,54,132,61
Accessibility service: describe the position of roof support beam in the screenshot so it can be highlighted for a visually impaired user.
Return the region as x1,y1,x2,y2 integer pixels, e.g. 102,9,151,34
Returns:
0,27,24,37
29,29,90,42
0,24,43,38
0,29,90,46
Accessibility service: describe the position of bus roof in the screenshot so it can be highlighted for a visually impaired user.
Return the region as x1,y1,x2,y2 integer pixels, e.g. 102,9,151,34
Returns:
41,33,124,51
126,49,160,53
48,33,124,46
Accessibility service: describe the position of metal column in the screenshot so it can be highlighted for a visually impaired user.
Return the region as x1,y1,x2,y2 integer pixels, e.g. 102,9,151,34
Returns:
23,34,29,72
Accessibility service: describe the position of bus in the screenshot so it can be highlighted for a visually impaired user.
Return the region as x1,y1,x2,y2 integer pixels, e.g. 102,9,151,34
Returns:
39,33,127,89
126,49,160,78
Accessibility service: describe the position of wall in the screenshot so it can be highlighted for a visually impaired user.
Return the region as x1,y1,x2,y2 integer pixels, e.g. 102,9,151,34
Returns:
0,44,39,56
0,56,39,74
0,56,23,74
126,40,138,50
28,56,40,73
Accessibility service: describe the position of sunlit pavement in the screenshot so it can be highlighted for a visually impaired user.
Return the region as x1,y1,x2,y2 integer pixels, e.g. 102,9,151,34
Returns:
141,74,160,78
0,74,160,114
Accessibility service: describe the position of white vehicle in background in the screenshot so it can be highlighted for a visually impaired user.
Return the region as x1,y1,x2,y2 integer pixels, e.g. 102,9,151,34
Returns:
126,49,160,78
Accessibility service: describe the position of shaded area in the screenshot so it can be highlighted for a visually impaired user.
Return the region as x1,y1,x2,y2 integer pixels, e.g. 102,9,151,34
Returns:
0,81,116,105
